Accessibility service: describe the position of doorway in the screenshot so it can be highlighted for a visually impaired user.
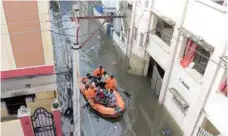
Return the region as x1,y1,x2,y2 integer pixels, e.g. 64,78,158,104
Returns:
147,57,165,97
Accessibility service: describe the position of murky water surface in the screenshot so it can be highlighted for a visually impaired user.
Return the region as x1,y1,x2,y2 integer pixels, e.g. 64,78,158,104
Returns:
52,1,183,136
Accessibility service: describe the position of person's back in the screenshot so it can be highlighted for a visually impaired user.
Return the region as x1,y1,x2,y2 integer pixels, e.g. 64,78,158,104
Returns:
93,66,104,76
86,85,96,99
105,75,117,90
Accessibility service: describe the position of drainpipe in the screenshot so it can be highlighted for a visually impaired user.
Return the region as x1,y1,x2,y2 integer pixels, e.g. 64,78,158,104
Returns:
126,1,137,66
190,42,228,136
158,0,189,104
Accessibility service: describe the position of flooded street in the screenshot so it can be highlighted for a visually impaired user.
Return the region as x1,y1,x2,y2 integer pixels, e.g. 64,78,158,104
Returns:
52,1,183,136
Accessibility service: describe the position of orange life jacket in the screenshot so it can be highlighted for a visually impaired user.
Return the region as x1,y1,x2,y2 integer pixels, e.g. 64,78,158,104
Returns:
93,68,104,76
105,78,117,90
85,88,96,99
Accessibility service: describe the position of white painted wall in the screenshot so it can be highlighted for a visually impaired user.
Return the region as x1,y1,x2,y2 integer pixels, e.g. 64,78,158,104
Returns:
146,34,170,70
183,1,228,48
153,0,186,25
134,5,150,32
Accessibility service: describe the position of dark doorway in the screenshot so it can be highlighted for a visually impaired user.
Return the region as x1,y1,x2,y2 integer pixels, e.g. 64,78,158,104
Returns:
147,57,155,78
146,57,165,97
2,94,35,115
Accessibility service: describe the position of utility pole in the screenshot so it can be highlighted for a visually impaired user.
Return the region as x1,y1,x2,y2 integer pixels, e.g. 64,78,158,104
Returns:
72,3,81,136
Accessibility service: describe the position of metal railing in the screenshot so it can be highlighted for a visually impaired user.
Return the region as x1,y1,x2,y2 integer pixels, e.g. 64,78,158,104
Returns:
197,128,215,136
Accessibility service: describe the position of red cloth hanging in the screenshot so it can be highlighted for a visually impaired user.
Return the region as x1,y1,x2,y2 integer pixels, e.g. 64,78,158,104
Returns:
220,78,228,97
180,39,198,68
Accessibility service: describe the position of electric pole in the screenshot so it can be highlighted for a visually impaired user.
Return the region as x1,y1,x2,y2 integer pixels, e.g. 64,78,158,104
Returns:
72,3,81,136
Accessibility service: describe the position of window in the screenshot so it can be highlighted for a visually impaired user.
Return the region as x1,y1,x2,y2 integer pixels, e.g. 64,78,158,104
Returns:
133,27,138,40
116,32,121,37
155,17,174,46
122,36,125,44
180,39,210,75
212,0,227,6
139,33,144,47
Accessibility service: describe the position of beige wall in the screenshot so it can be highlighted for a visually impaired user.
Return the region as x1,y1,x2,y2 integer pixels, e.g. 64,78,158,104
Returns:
1,119,24,136
0,1,16,71
37,0,54,65
0,0,54,71
27,91,56,114
1,107,8,118
2,1,45,68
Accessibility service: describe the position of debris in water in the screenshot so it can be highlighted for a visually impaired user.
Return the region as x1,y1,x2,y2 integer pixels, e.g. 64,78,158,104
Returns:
97,36,101,39
114,126,117,129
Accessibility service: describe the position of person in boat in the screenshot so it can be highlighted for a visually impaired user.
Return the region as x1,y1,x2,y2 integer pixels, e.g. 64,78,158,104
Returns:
81,73,90,84
85,73,96,86
81,84,90,96
99,71,109,88
93,66,104,77
86,84,97,99
105,75,117,91
107,89,116,107
109,97,117,107
94,88,105,103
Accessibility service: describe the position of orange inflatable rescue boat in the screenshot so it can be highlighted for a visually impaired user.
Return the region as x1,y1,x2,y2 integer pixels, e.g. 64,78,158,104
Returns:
80,78,125,118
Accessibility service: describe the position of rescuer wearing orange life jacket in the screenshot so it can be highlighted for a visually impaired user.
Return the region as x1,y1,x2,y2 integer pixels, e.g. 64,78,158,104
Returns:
105,75,117,90
93,66,104,77
85,84,97,99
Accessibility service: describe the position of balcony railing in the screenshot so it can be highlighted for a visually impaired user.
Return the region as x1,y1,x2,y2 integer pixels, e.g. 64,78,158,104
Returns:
197,128,215,136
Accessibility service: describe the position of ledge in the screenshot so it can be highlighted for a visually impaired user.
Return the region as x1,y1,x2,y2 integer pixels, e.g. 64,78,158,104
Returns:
149,34,170,53
169,88,189,112
197,0,227,13
178,28,214,52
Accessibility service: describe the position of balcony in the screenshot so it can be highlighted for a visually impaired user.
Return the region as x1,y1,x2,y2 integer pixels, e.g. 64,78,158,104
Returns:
146,34,170,70
197,117,224,136
204,93,228,135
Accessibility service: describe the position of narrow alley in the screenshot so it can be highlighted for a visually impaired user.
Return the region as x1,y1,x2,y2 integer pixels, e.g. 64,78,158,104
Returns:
52,1,183,136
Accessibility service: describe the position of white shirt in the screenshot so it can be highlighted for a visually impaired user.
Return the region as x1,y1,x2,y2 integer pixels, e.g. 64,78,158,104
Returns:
101,74,109,82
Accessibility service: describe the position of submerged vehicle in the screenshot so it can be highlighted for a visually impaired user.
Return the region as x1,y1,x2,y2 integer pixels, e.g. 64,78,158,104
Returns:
80,77,125,118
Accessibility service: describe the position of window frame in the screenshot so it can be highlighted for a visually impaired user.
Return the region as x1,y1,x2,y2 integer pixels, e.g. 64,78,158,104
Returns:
154,16,174,46
181,38,211,76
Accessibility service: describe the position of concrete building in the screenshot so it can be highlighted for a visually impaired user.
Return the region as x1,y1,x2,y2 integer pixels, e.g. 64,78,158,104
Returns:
1,1,57,120
127,0,228,136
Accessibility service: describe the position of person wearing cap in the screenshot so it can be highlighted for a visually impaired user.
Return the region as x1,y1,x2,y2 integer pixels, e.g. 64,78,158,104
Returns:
93,66,104,77
105,75,117,90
